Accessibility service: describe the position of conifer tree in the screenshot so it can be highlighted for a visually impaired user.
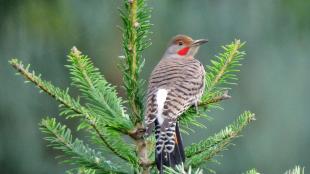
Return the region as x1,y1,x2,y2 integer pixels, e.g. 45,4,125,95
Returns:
9,0,304,173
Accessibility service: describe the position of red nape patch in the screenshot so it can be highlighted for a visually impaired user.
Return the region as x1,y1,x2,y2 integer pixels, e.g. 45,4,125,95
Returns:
177,47,190,56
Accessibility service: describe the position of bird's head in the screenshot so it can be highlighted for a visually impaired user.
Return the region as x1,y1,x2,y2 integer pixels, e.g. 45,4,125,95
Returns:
164,35,208,59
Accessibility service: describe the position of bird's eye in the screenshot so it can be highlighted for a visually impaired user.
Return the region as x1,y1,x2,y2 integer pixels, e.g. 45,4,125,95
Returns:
178,41,183,46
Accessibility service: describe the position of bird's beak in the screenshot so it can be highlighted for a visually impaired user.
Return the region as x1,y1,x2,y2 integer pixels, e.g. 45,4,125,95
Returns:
191,39,208,47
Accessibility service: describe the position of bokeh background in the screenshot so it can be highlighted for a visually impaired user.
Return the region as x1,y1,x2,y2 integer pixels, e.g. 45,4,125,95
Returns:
1,0,309,173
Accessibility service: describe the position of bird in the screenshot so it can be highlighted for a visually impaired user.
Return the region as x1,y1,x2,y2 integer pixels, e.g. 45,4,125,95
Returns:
144,35,207,173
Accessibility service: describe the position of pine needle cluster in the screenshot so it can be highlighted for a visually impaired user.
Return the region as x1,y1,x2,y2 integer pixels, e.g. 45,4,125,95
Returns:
8,0,303,173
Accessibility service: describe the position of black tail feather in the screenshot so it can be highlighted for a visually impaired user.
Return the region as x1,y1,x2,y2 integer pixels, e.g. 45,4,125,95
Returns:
155,151,163,174
174,122,185,162
155,122,185,173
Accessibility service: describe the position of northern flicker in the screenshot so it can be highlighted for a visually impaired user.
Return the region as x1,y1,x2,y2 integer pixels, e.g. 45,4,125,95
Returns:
144,35,207,173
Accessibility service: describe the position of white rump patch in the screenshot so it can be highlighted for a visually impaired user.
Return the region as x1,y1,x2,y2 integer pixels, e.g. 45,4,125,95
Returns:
156,89,168,125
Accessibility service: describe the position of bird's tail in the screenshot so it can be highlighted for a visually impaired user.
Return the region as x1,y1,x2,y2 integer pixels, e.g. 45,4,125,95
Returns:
155,122,185,174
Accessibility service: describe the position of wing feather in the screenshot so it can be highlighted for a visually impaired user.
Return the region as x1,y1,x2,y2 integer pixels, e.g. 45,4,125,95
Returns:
145,57,205,131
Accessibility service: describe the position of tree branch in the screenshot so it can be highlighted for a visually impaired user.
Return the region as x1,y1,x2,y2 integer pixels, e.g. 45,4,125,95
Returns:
129,0,138,80
40,118,126,174
90,122,131,163
9,59,132,163
209,39,242,91
199,90,231,107
68,47,134,133
185,111,255,167
122,0,143,125
120,0,152,172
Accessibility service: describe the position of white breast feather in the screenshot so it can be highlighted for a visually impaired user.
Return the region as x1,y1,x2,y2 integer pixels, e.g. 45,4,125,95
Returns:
156,89,168,125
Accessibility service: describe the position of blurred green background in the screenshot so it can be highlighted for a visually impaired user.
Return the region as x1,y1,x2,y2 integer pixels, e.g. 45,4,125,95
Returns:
1,0,309,173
